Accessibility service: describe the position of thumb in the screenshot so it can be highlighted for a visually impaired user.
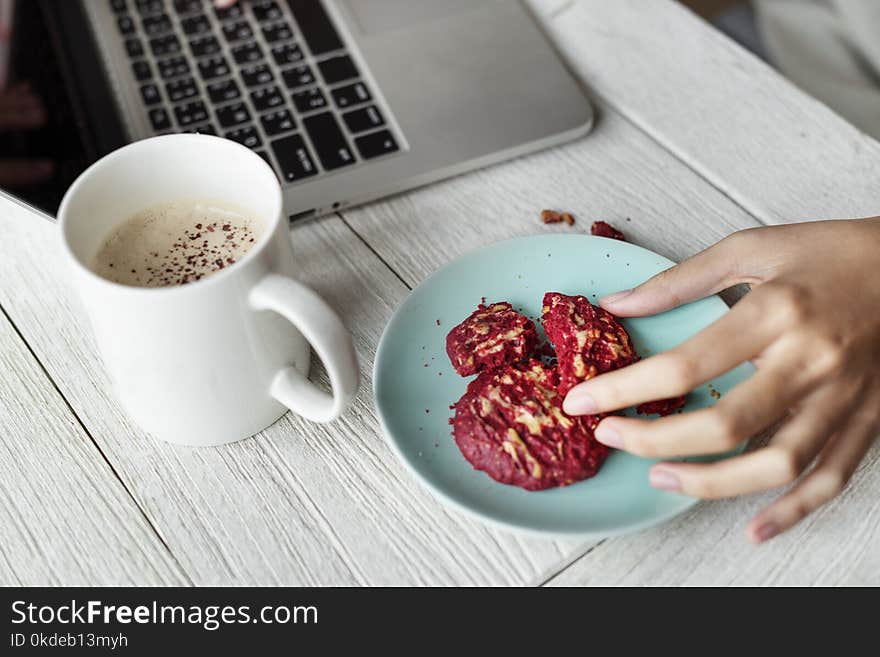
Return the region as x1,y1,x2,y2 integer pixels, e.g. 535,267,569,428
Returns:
599,231,755,317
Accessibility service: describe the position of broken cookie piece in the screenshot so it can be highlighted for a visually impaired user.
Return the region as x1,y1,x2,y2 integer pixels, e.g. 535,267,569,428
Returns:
445,301,539,377
451,360,608,490
542,292,638,395
541,209,576,225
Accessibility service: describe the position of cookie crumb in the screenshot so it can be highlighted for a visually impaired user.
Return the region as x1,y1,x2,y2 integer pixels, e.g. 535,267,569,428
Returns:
541,209,562,224
591,221,626,241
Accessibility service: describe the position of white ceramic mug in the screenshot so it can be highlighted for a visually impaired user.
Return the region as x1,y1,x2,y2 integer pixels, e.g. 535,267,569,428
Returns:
58,134,359,446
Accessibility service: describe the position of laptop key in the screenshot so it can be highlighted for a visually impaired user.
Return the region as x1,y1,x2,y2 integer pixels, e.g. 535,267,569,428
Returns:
166,77,198,103
125,38,144,58
232,42,263,64
302,112,355,170
252,1,283,23
271,43,303,66
197,56,230,80
354,129,399,159
150,34,181,57
140,83,162,105
262,23,293,43
190,35,221,57
287,0,343,55
158,55,190,79
222,21,253,43
173,0,201,14
214,2,243,21
317,55,358,85
181,14,211,36
251,85,284,112
174,100,209,127
118,15,136,35
342,105,384,134
331,82,370,109
261,109,295,136
148,107,171,131
111,0,128,12
225,126,263,149
282,64,315,90
215,102,251,128
142,14,172,37
135,0,163,16
207,79,241,104
241,63,274,88
271,134,318,182
132,60,153,81
292,87,326,113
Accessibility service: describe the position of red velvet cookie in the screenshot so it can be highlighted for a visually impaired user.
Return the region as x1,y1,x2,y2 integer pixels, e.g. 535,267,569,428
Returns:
636,396,686,417
451,360,608,490
590,220,626,241
445,301,538,377
541,292,638,395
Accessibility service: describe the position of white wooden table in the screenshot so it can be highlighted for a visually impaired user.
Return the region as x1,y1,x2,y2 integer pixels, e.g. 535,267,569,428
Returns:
2,0,879,586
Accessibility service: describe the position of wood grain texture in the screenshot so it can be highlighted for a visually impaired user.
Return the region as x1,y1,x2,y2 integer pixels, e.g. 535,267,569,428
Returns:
340,104,763,288
0,304,185,586
532,0,880,223
0,199,580,585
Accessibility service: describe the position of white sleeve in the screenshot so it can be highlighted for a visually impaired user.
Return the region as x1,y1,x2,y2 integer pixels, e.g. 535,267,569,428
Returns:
754,0,880,138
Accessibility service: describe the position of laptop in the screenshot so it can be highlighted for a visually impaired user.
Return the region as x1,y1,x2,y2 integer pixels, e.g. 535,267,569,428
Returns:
1,0,593,219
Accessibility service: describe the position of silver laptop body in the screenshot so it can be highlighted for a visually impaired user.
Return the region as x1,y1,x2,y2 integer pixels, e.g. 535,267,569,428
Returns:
85,0,593,219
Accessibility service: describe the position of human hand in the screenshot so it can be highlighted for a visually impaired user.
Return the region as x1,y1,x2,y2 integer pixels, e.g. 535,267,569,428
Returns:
0,81,53,187
213,0,237,7
563,219,880,543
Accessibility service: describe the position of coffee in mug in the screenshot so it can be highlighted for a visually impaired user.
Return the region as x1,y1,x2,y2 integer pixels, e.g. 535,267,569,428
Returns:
91,200,264,288
58,134,359,445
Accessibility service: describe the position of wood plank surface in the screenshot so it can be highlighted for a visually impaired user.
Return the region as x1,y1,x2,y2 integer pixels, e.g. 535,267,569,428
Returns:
533,0,880,223
340,104,762,288
0,296,185,585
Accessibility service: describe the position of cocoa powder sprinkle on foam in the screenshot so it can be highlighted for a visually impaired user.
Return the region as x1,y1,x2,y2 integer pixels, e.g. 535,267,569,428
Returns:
95,210,260,288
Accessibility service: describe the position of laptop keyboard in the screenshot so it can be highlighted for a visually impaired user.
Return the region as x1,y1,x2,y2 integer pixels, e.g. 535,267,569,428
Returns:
107,0,401,185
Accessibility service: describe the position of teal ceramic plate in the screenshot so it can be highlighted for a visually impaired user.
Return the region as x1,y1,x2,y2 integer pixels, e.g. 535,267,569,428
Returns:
373,234,752,537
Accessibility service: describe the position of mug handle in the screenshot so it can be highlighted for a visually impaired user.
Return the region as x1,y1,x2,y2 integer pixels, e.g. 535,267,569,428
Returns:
249,273,359,423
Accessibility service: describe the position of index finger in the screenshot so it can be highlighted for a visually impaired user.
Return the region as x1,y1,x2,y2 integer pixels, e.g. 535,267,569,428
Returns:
563,288,774,415
600,229,763,318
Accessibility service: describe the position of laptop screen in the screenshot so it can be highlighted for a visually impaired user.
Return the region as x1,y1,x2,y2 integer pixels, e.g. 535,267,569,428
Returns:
0,0,132,216
3,2,82,214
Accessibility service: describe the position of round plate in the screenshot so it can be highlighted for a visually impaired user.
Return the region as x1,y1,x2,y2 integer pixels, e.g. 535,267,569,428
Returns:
373,234,752,537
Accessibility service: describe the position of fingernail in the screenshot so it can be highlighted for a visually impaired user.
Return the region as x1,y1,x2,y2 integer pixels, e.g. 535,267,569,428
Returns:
563,389,598,415
649,467,681,491
599,289,632,306
595,423,623,449
751,522,778,544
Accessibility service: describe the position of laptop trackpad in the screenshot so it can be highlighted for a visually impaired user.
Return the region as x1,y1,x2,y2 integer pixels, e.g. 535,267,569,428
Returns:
342,0,490,35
